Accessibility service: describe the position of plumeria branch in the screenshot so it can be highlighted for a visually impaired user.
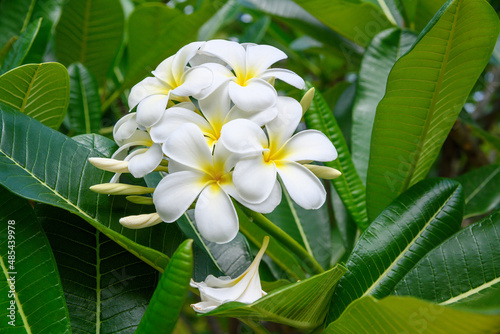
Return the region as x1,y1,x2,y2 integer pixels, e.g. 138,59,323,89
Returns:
239,205,324,276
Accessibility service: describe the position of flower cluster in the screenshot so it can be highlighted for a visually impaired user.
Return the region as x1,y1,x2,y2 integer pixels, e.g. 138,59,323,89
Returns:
90,40,340,244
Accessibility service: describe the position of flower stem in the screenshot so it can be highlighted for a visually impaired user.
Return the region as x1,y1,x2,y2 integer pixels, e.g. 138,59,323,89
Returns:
240,206,324,275
101,89,122,112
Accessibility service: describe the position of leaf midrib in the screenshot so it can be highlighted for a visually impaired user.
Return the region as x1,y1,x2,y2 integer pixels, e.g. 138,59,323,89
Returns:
0,254,32,333
465,167,500,204
440,276,500,305
311,96,367,225
0,140,166,272
361,187,458,297
19,65,41,113
399,0,461,193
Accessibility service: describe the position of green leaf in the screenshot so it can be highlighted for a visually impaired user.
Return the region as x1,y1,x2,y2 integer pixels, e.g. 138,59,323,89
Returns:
393,210,500,313
456,164,500,219
304,82,369,230
236,206,306,281
37,204,158,333
351,28,417,184
122,2,218,92
265,187,332,269
72,133,118,157
414,0,448,31
203,264,347,330
177,212,253,281
0,188,70,333
324,295,500,334
0,63,69,129
0,105,183,272
0,0,62,47
291,0,393,47
67,63,101,135
55,0,125,82
328,178,464,321
366,0,500,221
136,239,193,334
0,18,41,75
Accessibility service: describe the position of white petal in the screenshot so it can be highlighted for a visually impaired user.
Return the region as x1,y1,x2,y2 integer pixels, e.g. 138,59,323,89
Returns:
150,106,209,143
151,56,176,88
171,41,205,80
127,143,164,178
196,63,234,99
228,79,277,112
226,105,278,127
199,83,232,130
113,113,137,144
266,96,302,149
220,119,268,155
245,44,287,75
189,53,227,67
224,180,282,214
128,77,172,109
136,94,170,127
282,130,337,162
213,141,239,173
260,68,305,89
173,66,213,98
277,161,326,210
195,184,238,244
190,301,220,314
200,40,247,77
162,123,213,172
233,156,276,204
153,171,207,222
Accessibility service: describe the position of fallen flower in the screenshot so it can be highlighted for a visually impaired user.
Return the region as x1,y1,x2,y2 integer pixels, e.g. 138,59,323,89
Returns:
190,236,270,313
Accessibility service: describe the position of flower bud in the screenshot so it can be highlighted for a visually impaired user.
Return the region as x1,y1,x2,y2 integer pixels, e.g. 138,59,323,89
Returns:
89,157,130,173
125,196,154,205
304,164,341,179
300,87,315,116
119,213,163,229
89,183,155,195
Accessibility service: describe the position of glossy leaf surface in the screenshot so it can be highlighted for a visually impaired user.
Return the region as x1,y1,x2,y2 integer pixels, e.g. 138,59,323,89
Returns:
328,179,464,321
393,210,500,313
38,205,158,333
203,264,347,330
0,189,70,333
304,82,369,230
456,164,500,218
351,28,417,184
0,105,181,272
366,0,500,220
136,239,193,334
0,63,69,129
324,295,500,334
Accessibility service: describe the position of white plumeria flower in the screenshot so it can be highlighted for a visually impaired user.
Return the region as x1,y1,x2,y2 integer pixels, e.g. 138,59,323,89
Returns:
190,236,269,313
153,123,280,243
199,39,305,112
150,85,278,148
111,112,163,181
220,97,337,209
128,41,214,127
